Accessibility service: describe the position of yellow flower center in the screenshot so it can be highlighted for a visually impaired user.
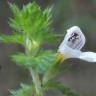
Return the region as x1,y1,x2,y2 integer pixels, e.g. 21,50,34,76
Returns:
56,53,66,63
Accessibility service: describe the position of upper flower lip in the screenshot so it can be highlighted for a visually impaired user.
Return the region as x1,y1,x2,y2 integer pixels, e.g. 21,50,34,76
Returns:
59,26,86,52
67,26,82,33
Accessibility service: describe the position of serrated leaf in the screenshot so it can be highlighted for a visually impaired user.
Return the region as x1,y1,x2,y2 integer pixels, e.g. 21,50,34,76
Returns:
10,84,34,96
7,2,61,46
11,53,36,68
35,51,56,73
44,81,80,96
9,3,21,17
11,51,56,74
0,34,25,46
9,2,53,44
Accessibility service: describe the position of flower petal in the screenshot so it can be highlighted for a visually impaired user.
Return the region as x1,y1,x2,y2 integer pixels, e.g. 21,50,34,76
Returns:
67,26,86,50
59,26,86,51
78,52,96,62
58,44,81,59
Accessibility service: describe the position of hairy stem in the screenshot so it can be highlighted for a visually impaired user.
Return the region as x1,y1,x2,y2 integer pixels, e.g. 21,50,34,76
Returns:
26,37,43,96
29,68,43,96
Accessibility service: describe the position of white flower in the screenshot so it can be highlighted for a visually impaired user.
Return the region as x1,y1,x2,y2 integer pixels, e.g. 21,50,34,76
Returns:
58,26,96,62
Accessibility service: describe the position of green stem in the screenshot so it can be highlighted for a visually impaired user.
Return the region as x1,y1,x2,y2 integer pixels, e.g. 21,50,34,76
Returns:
29,68,43,96
26,37,43,96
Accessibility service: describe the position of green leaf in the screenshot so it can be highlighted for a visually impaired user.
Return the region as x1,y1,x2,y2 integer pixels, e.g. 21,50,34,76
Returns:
7,2,62,47
9,3,21,16
35,51,56,73
42,57,71,85
0,34,25,46
10,84,34,96
44,81,80,96
6,2,63,48
9,2,53,45
11,51,56,74
11,53,36,68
